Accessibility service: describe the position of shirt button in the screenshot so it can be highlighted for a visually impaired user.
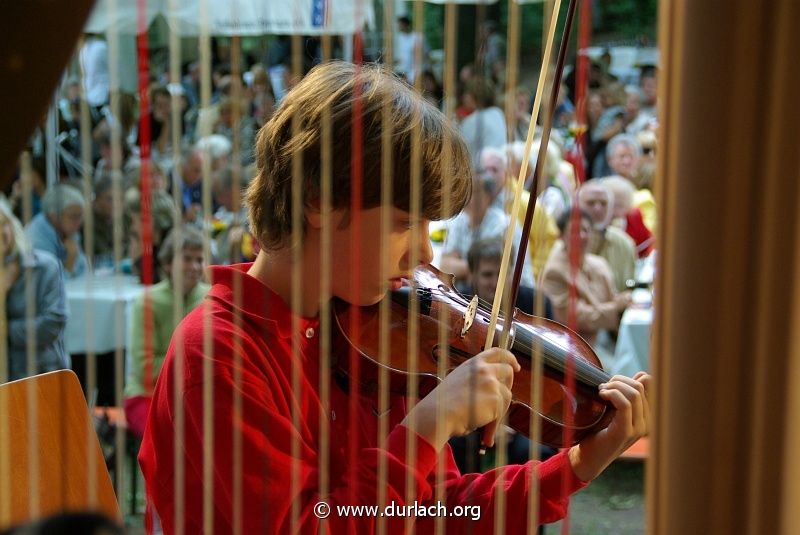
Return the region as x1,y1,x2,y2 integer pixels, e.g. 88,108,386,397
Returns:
305,327,315,338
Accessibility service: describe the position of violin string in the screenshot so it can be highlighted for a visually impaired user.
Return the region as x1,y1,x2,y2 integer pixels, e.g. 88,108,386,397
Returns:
400,286,609,385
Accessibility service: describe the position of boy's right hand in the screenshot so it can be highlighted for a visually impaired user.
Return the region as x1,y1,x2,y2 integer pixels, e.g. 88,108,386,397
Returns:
402,348,521,451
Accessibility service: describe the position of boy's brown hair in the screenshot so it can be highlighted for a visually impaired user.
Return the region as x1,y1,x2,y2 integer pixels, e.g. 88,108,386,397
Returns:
247,61,472,250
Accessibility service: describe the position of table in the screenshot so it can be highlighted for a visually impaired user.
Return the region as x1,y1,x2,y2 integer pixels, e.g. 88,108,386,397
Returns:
64,275,144,355
607,306,653,378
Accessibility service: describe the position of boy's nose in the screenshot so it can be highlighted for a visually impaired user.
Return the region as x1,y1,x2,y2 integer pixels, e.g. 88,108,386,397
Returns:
419,234,434,266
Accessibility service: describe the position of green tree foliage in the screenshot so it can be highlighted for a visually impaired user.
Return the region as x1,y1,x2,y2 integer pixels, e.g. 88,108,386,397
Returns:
410,0,658,62
595,0,659,42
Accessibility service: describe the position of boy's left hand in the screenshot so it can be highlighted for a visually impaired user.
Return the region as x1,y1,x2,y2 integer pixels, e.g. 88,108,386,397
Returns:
568,372,651,481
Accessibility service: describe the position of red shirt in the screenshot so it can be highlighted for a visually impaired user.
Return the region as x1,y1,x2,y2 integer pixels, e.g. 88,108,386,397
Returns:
139,263,587,534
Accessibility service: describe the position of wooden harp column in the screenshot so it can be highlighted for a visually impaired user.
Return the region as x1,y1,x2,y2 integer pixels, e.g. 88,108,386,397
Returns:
651,0,800,533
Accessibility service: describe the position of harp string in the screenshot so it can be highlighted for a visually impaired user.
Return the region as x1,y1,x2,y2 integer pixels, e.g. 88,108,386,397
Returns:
105,0,127,511
289,31,304,533
318,31,334,531
377,3,394,535
401,3,426,533
196,0,215,531
430,4,459,534
78,17,100,510
165,0,188,530
229,31,245,535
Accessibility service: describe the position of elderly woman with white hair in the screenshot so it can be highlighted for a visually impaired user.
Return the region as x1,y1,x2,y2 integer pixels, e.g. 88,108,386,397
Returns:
602,175,654,258
25,184,87,278
0,200,69,381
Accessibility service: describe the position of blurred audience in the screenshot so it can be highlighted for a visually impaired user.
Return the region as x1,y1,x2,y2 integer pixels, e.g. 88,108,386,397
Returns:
606,133,657,233
0,200,68,381
540,209,631,347
25,184,87,279
459,77,506,164
602,175,654,258
578,180,637,292
484,144,558,280
441,169,533,289
123,225,209,438
466,238,552,319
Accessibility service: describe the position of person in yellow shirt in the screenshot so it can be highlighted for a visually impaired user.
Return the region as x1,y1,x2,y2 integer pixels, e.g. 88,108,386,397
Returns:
483,144,560,279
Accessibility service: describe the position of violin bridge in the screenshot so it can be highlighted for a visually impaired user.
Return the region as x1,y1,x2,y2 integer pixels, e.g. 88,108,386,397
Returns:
460,295,479,337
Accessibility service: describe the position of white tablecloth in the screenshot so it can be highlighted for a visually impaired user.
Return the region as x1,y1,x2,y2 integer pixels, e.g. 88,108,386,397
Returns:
606,307,653,377
64,275,144,354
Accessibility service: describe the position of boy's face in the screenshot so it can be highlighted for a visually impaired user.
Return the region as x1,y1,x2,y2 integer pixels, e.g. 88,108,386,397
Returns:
323,206,434,306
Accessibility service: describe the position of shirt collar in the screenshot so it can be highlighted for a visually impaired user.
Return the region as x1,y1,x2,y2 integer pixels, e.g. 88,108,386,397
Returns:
207,263,319,339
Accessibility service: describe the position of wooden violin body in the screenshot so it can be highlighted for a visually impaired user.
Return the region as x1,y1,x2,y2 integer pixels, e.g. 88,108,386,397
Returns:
333,264,614,448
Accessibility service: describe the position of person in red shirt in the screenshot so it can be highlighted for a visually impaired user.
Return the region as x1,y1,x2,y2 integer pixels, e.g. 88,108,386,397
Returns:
139,61,651,534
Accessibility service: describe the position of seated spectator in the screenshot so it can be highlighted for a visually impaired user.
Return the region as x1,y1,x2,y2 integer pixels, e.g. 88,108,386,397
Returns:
450,239,556,476
578,180,637,292
590,83,627,178
624,86,655,135
92,120,138,183
509,86,533,141
529,138,576,221
553,82,576,130
419,69,443,108
214,97,257,166
211,165,256,264
485,144,559,280
602,175,654,257
87,174,115,261
136,84,188,161
465,238,553,319
123,226,210,438
440,171,533,289
249,63,277,129
540,209,631,347
606,133,657,233
0,200,68,381
170,136,231,224
459,77,506,162
25,184,87,278
123,164,180,284
8,156,46,220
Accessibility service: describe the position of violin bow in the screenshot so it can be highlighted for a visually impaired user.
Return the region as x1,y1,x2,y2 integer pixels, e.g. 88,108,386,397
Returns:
483,0,578,351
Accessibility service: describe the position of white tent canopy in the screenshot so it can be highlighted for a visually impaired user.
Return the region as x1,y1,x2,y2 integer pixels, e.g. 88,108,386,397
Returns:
421,0,544,4
86,0,374,36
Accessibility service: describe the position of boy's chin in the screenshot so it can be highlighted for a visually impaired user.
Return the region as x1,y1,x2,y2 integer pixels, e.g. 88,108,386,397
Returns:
338,291,386,308
357,292,387,307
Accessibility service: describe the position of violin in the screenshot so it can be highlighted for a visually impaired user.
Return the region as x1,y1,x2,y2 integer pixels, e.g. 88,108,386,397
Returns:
332,264,614,448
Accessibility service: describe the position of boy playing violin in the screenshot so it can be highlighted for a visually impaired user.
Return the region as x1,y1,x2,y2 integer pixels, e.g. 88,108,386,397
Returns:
139,61,651,534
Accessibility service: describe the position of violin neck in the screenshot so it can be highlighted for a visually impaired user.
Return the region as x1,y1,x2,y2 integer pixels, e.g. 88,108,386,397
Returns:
510,324,611,388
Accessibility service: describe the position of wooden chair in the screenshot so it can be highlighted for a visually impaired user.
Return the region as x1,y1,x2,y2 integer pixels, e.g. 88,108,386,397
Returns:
0,370,120,530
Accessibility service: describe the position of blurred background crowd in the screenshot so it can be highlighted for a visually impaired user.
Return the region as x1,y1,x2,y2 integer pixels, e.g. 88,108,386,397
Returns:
3,6,659,482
